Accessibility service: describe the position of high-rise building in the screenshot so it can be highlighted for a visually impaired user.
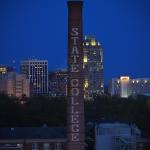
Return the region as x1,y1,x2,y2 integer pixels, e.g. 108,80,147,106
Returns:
0,72,31,98
48,70,67,97
20,59,48,95
15,74,30,98
109,76,150,98
83,36,104,99
0,65,14,93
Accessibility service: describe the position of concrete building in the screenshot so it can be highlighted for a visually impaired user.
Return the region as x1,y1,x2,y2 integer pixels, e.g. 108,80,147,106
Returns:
0,127,67,150
0,65,14,93
83,36,104,99
48,70,67,97
6,72,16,96
109,76,150,98
15,74,30,98
6,73,30,98
20,59,48,95
95,123,141,150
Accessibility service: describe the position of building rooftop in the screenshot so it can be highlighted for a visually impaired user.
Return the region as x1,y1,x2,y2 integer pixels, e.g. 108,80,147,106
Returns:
0,127,66,140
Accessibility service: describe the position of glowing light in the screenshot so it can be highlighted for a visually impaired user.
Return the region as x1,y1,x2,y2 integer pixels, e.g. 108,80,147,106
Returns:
0,68,7,74
120,76,130,81
84,80,88,88
84,56,88,63
91,40,96,46
145,80,148,83
136,80,139,83
86,42,89,46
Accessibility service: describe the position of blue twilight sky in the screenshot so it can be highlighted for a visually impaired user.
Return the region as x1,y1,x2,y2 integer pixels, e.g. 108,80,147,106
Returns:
0,0,150,84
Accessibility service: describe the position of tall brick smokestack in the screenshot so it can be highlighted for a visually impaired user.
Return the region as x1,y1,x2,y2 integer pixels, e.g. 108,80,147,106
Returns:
67,1,85,150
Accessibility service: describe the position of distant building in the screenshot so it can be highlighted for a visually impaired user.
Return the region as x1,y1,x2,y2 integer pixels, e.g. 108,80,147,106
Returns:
0,69,30,98
0,65,14,92
0,65,14,76
109,76,150,98
20,59,48,95
95,123,141,150
6,73,30,98
48,70,67,97
15,74,31,98
0,127,67,150
83,36,104,99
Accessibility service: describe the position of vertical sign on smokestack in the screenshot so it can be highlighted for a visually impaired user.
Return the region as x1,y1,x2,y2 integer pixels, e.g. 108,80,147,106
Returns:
67,1,85,150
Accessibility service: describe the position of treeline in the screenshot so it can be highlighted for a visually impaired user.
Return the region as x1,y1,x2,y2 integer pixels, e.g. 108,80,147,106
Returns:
0,93,150,133
85,95,150,133
0,93,67,127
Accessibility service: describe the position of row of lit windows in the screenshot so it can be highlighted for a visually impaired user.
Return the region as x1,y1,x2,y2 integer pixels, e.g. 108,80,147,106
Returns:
116,80,149,84
29,62,47,64
32,143,61,150
83,41,101,47
132,80,149,84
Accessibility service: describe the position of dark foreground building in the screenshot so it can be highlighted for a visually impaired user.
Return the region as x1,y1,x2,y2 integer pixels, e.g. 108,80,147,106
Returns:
0,127,67,150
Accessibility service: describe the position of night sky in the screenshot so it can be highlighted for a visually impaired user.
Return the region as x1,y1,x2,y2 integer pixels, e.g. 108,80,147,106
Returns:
0,0,150,84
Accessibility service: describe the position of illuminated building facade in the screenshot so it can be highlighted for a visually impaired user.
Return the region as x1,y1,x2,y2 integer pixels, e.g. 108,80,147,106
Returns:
109,76,150,98
0,65,14,93
48,70,67,97
15,74,30,98
83,36,104,99
67,1,85,150
20,59,48,95
6,73,30,98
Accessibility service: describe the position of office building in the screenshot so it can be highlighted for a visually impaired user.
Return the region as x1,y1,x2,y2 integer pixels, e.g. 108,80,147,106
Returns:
95,123,141,150
109,76,150,98
5,73,30,98
0,65,14,76
0,127,67,150
15,74,30,98
20,59,48,95
0,65,14,92
83,36,104,99
49,70,67,97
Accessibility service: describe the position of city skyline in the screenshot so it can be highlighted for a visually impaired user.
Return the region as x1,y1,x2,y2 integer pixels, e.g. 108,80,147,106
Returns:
0,0,150,84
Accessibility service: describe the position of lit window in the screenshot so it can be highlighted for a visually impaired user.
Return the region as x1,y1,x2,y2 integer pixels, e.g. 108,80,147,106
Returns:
43,143,50,150
84,56,88,63
55,143,61,150
0,68,7,74
145,80,148,83
32,143,38,150
86,42,89,46
91,40,96,46
98,42,100,46
84,80,89,89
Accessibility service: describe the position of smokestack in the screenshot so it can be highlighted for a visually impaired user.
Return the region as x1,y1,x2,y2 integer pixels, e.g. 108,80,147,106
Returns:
67,1,85,150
